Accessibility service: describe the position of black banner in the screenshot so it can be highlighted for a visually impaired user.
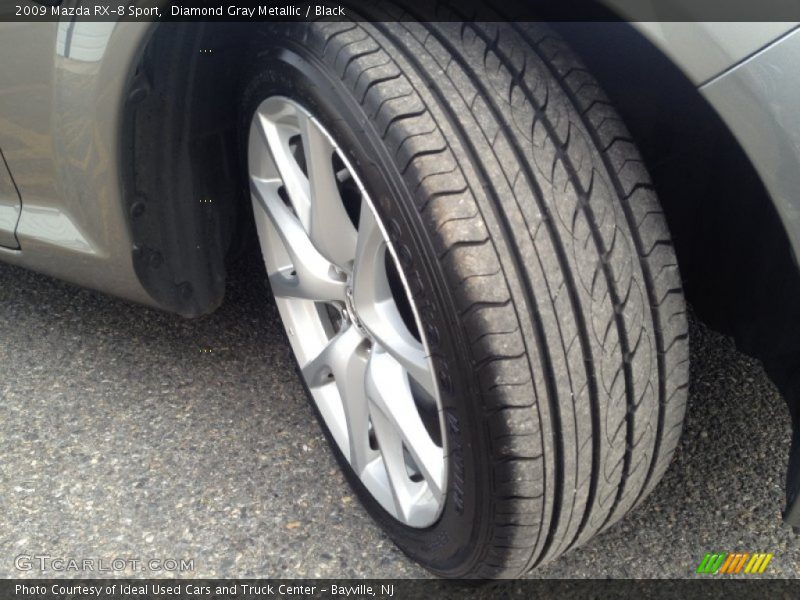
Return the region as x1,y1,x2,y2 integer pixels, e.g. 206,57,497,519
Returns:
4,0,800,22
3,579,800,600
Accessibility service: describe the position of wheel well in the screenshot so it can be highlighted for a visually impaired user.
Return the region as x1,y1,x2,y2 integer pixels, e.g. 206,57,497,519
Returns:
555,22,800,405
122,23,255,317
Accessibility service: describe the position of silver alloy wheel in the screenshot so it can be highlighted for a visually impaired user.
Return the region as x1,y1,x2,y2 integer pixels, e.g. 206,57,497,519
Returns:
248,97,447,528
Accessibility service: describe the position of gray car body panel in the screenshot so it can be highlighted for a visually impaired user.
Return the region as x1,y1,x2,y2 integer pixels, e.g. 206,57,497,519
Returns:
0,19,799,303
604,0,799,83
699,27,800,266
0,21,153,306
0,148,21,248
630,21,798,85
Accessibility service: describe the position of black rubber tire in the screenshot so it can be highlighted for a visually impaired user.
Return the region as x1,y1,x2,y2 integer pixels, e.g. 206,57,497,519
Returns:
241,13,690,578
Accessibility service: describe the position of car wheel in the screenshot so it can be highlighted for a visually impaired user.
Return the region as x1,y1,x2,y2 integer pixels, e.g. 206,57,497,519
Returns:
241,17,689,578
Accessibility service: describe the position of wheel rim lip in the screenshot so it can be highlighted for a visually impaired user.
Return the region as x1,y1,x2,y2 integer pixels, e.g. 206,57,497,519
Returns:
248,95,448,528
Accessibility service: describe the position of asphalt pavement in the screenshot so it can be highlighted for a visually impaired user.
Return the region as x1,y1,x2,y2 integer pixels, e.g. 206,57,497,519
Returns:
0,252,797,579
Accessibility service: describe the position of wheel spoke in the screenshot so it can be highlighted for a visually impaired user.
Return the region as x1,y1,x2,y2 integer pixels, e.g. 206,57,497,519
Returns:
254,108,311,230
367,349,445,501
298,114,358,270
250,175,346,302
368,402,413,521
351,196,386,304
352,202,437,397
302,325,372,474
351,199,395,357
375,324,436,399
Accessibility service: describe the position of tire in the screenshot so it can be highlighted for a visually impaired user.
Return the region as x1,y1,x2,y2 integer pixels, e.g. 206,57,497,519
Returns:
241,14,689,578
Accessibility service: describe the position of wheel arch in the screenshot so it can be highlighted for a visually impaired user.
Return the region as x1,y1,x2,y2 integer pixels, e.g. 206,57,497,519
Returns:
124,21,800,360
123,22,800,504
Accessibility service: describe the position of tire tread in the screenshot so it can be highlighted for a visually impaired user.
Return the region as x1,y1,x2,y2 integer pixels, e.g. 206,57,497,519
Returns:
283,11,688,577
